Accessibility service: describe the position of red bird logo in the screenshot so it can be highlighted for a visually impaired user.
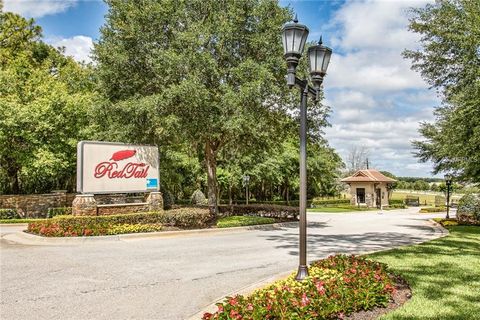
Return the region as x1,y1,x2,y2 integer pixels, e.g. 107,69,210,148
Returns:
110,150,137,161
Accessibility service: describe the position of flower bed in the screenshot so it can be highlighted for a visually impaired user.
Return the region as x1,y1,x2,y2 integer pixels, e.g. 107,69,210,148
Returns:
27,208,212,237
203,255,397,320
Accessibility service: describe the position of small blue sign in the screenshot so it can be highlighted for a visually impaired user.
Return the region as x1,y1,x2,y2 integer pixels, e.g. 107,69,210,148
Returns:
146,178,158,189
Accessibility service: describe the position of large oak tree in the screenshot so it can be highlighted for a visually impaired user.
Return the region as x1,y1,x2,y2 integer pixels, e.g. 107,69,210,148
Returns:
94,0,298,213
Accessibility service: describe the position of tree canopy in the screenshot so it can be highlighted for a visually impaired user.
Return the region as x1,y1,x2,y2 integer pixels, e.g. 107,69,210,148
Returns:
0,11,95,193
405,0,480,182
93,0,341,212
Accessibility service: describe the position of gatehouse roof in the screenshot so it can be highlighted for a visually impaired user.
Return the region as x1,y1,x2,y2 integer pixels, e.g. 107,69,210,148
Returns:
341,169,397,183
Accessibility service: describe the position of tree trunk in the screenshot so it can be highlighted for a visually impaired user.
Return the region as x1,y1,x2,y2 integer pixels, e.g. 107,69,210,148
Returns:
205,141,218,215
7,165,20,194
228,183,232,206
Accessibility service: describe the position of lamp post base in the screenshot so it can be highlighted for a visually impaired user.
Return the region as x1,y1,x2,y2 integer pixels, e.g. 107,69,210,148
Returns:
295,265,309,281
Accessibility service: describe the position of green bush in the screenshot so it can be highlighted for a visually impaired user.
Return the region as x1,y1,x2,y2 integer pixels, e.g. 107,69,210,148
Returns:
162,190,174,210
389,199,405,205
388,203,407,209
0,208,20,219
47,207,72,218
312,199,350,207
419,207,446,213
457,193,480,225
218,204,298,219
203,255,396,320
28,208,212,237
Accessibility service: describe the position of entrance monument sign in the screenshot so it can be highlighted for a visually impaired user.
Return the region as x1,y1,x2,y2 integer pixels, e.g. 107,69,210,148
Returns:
77,141,160,194
73,141,162,216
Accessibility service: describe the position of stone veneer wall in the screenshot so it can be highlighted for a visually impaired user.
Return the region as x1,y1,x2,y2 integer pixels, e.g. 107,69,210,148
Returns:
0,193,73,218
0,192,157,218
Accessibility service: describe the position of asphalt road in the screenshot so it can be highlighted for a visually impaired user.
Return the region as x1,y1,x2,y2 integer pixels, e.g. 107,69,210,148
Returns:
0,209,447,320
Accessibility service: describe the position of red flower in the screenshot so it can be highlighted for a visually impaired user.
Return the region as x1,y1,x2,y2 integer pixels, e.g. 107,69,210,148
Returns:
202,312,213,320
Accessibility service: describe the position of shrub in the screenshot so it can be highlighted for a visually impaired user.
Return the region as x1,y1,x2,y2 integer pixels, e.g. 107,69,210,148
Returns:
162,190,174,210
0,208,20,219
389,199,405,205
28,208,212,237
388,203,407,209
203,255,396,320
218,204,298,219
419,207,446,213
433,218,459,227
106,223,163,235
191,189,208,205
47,207,72,218
312,199,350,207
457,193,480,225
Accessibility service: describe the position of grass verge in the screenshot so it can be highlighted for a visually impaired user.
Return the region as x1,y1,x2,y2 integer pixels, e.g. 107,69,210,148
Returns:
216,215,276,228
368,225,479,319
0,218,46,224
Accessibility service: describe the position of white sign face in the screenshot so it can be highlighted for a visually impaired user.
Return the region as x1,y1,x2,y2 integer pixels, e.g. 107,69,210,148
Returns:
77,141,160,194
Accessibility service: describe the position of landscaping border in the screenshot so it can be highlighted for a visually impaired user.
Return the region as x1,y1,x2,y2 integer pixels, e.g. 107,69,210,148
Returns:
1,221,299,246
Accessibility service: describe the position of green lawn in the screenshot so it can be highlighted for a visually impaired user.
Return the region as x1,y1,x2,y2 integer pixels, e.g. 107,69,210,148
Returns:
368,226,480,319
216,215,276,228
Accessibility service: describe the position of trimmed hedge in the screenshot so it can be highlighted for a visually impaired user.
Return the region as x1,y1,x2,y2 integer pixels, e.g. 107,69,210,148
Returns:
0,208,20,219
419,207,446,213
311,199,350,207
218,204,298,219
389,199,405,205
28,208,212,237
47,207,72,218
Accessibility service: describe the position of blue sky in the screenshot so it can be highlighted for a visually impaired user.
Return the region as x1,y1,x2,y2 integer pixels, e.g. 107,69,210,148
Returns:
3,0,440,178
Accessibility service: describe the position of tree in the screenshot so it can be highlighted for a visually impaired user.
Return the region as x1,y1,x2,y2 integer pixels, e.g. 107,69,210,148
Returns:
94,0,308,214
345,146,370,174
0,11,95,194
405,0,480,182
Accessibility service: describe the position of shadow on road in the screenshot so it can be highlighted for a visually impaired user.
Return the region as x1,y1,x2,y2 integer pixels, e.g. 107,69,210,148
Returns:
262,230,429,257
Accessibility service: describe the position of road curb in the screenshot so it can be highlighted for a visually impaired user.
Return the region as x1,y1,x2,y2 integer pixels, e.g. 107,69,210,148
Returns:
1,221,299,246
186,270,293,320
428,218,450,237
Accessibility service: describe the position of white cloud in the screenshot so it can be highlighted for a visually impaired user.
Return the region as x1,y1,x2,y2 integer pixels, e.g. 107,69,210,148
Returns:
3,0,78,18
49,35,94,63
317,0,441,177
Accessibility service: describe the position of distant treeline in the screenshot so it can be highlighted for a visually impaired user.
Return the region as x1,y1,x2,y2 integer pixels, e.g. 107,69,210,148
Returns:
397,177,444,183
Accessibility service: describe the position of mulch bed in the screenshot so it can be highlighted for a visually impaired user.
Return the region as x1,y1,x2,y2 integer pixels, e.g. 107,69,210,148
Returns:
346,275,411,320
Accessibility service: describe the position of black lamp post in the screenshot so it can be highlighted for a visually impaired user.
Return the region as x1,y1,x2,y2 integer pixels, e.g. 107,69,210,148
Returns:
243,175,250,205
282,15,332,281
445,174,452,219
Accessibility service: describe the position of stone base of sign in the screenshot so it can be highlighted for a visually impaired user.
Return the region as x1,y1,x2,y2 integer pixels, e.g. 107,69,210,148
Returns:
72,194,97,216
146,192,164,212
72,192,163,216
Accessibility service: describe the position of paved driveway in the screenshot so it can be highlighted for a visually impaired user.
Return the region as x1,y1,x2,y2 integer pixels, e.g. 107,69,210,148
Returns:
0,209,446,320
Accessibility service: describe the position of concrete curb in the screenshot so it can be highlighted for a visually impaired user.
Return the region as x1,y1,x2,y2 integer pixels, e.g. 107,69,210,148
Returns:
186,270,293,320
1,222,299,246
428,218,450,237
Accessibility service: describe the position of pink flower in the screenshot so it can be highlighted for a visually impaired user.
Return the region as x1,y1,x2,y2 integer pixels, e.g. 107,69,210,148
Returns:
300,293,310,307
247,303,253,311
315,282,326,295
